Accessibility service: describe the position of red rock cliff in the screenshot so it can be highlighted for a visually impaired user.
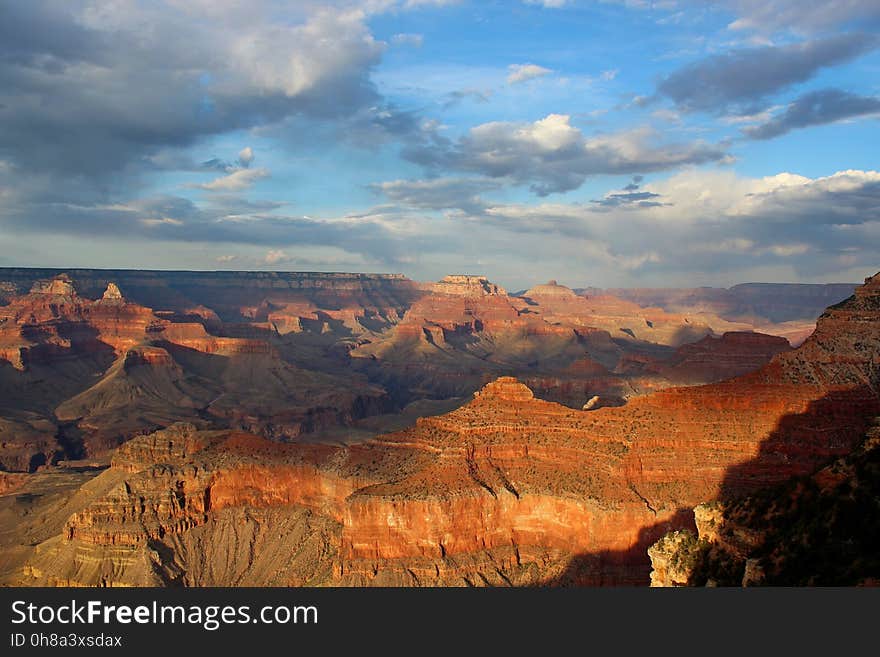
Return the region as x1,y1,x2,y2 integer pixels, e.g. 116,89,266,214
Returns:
10,273,880,586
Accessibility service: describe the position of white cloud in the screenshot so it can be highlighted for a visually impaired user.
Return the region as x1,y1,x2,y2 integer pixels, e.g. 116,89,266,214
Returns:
400,0,462,8
437,115,728,195
504,113,581,149
768,243,810,257
651,108,682,124
194,167,270,192
263,249,288,264
523,0,568,7
391,32,424,47
507,63,554,84
720,106,782,125
237,147,254,168
8,167,877,287
141,217,184,227
726,169,880,221
224,8,384,99
463,168,880,281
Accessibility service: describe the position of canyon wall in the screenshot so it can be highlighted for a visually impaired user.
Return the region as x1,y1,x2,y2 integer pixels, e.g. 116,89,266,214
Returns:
8,272,879,586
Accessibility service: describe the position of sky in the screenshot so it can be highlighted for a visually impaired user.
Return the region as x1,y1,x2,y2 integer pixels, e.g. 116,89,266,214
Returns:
0,0,878,289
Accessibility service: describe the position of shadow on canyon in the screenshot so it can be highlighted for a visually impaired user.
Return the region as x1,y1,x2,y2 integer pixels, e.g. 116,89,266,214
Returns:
719,385,880,499
544,509,697,586
544,384,880,586
0,324,117,414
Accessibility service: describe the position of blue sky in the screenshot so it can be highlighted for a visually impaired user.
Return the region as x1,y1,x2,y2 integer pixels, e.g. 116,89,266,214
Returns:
0,0,878,288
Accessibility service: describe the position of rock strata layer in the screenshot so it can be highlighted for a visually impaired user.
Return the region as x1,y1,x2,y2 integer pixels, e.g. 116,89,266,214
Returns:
9,273,879,586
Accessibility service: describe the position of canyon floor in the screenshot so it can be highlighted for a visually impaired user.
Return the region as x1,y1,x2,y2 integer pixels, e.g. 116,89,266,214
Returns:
0,268,874,586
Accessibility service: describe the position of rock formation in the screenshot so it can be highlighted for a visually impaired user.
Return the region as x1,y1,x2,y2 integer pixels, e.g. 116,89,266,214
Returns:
0,274,390,470
352,276,794,409
432,275,508,297
657,331,792,383
648,275,880,586
351,275,627,405
6,272,878,587
2,269,876,588
99,282,124,302
0,269,422,327
29,274,78,297
524,280,755,347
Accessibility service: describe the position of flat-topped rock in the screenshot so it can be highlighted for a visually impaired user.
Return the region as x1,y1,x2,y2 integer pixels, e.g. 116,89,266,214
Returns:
433,275,507,296
524,280,578,299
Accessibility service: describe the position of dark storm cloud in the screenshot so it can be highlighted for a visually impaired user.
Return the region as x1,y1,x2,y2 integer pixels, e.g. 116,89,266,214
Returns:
726,0,880,33
201,158,237,172
591,191,664,207
602,175,658,202
743,88,880,139
0,1,103,67
0,2,384,181
590,176,659,207
0,2,464,267
655,34,877,113
0,0,408,265
623,175,644,191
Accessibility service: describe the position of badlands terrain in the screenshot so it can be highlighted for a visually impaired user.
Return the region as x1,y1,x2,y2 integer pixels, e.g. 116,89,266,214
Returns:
0,267,874,586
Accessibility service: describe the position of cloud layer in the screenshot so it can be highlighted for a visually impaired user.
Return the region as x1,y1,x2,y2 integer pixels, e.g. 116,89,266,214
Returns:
507,63,553,84
0,2,384,181
743,89,880,139
405,114,729,195
656,34,877,114
0,1,876,288
726,0,880,33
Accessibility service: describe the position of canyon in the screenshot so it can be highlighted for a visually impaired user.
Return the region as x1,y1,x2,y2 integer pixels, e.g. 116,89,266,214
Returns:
0,268,874,587
1,269,834,474
0,272,392,471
